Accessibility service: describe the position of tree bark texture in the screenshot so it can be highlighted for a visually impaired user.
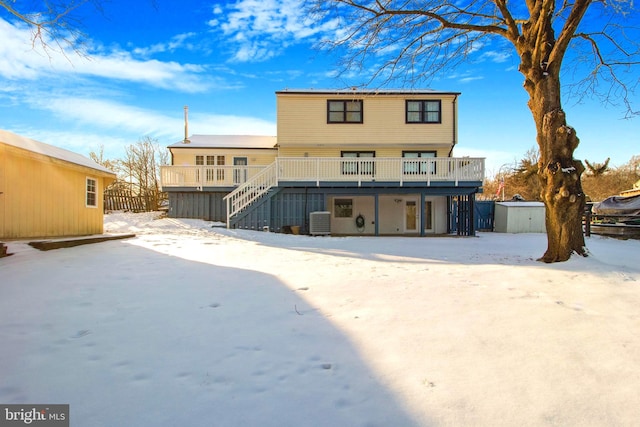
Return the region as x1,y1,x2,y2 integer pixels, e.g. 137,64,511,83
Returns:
537,109,587,262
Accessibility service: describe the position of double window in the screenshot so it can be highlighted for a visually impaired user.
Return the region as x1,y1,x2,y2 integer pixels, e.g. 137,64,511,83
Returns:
327,100,363,123
406,100,441,123
403,151,436,174
341,151,375,175
86,178,97,208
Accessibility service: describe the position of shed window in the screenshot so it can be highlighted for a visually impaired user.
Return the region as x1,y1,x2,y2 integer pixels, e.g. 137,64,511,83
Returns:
406,100,441,123
86,178,97,207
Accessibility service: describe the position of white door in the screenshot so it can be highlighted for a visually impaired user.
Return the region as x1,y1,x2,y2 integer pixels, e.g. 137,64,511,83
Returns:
424,200,434,233
233,157,248,184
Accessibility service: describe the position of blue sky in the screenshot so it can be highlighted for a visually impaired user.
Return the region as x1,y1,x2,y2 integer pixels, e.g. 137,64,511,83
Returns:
0,0,638,176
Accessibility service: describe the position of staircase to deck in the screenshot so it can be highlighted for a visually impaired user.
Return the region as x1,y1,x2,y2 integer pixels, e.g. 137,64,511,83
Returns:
224,162,278,228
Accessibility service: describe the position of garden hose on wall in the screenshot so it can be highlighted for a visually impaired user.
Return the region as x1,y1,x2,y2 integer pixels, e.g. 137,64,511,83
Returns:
355,213,365,231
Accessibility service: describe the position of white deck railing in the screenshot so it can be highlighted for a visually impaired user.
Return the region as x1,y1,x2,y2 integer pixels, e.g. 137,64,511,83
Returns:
276,157,484,186
162,157,484,189
160,165,265,190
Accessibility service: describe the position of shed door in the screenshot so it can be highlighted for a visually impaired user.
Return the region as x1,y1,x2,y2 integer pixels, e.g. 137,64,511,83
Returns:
0,163,4,238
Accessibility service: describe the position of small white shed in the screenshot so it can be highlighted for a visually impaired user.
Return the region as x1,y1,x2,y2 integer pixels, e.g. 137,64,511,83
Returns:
494,202,546,233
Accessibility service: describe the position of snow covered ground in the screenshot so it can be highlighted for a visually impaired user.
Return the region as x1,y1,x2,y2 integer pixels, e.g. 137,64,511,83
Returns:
1,212,639,427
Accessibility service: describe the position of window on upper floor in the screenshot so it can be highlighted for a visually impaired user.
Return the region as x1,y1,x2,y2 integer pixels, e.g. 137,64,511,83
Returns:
403,151,437,174
328,100,363,123
406,100,441,124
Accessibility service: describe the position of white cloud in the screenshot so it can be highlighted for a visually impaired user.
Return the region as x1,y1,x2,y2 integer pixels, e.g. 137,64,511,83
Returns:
0,18,211,93
132,32,198,57
481,51,512,63
210,0,340,62
23,93,274,135
9,98,276,162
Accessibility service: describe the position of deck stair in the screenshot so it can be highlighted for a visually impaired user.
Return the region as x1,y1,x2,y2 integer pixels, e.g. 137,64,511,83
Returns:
224,162,278,227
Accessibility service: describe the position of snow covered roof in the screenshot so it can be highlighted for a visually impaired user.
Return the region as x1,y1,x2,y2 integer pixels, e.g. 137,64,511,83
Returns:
496,202,545,207
0,129,116,176
168,135,277,149
277,88,461,96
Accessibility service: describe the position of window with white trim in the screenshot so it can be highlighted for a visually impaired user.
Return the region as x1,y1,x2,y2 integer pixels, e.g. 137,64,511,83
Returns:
86,178,97,207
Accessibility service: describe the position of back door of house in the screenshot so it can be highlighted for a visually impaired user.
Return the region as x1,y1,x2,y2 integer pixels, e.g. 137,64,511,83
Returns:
405,200,418,232
233,157,248,184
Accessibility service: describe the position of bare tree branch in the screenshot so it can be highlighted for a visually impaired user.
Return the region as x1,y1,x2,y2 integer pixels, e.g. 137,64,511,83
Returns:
1,0,103,56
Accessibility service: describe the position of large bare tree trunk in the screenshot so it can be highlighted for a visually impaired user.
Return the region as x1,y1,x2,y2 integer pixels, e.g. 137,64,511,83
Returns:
536,108,587,262
526,86,587,262
517,8,588,263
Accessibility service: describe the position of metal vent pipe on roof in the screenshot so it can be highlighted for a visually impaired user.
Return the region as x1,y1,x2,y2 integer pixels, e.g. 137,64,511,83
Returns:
183,105,190,144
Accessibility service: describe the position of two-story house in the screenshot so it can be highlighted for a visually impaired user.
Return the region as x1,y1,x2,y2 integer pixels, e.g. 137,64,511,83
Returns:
161,89,484,236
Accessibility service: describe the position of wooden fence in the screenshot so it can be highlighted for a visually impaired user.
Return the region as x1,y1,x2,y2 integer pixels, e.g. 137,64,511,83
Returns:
104,188,166,213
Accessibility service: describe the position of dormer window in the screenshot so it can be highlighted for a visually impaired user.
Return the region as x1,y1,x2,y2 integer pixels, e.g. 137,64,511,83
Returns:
406,100,441,123
327,100,363,123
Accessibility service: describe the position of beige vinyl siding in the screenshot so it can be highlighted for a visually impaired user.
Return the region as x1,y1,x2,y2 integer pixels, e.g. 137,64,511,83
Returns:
171,148,277,166
278,146,451,158
277,93,457,149
0,143,114,239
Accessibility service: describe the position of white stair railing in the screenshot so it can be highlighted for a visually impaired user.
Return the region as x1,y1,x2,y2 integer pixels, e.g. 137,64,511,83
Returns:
224,161,278,228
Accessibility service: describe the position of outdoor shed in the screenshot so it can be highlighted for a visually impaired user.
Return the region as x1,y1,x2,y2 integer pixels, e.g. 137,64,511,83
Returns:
493,201,546,233
0,129,117,239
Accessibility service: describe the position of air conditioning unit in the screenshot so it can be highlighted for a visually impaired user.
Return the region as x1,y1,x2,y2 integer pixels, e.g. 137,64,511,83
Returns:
309,211,331,235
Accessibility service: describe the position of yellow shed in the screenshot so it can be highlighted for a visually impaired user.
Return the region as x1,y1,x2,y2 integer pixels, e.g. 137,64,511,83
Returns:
0,129,117,239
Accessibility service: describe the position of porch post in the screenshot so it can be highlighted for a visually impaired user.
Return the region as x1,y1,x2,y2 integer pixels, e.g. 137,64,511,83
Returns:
420,192,425,237
374,194,379,236
469,193,476,236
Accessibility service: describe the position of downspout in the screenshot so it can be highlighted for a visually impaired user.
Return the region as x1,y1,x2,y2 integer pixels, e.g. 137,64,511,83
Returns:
448,95,458,157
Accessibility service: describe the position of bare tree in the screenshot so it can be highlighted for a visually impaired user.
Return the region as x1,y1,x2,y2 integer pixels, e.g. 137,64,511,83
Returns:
0,0,102,53
116,137,168,211
584,158,611,177
89,145,118,172
311,0,639,262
